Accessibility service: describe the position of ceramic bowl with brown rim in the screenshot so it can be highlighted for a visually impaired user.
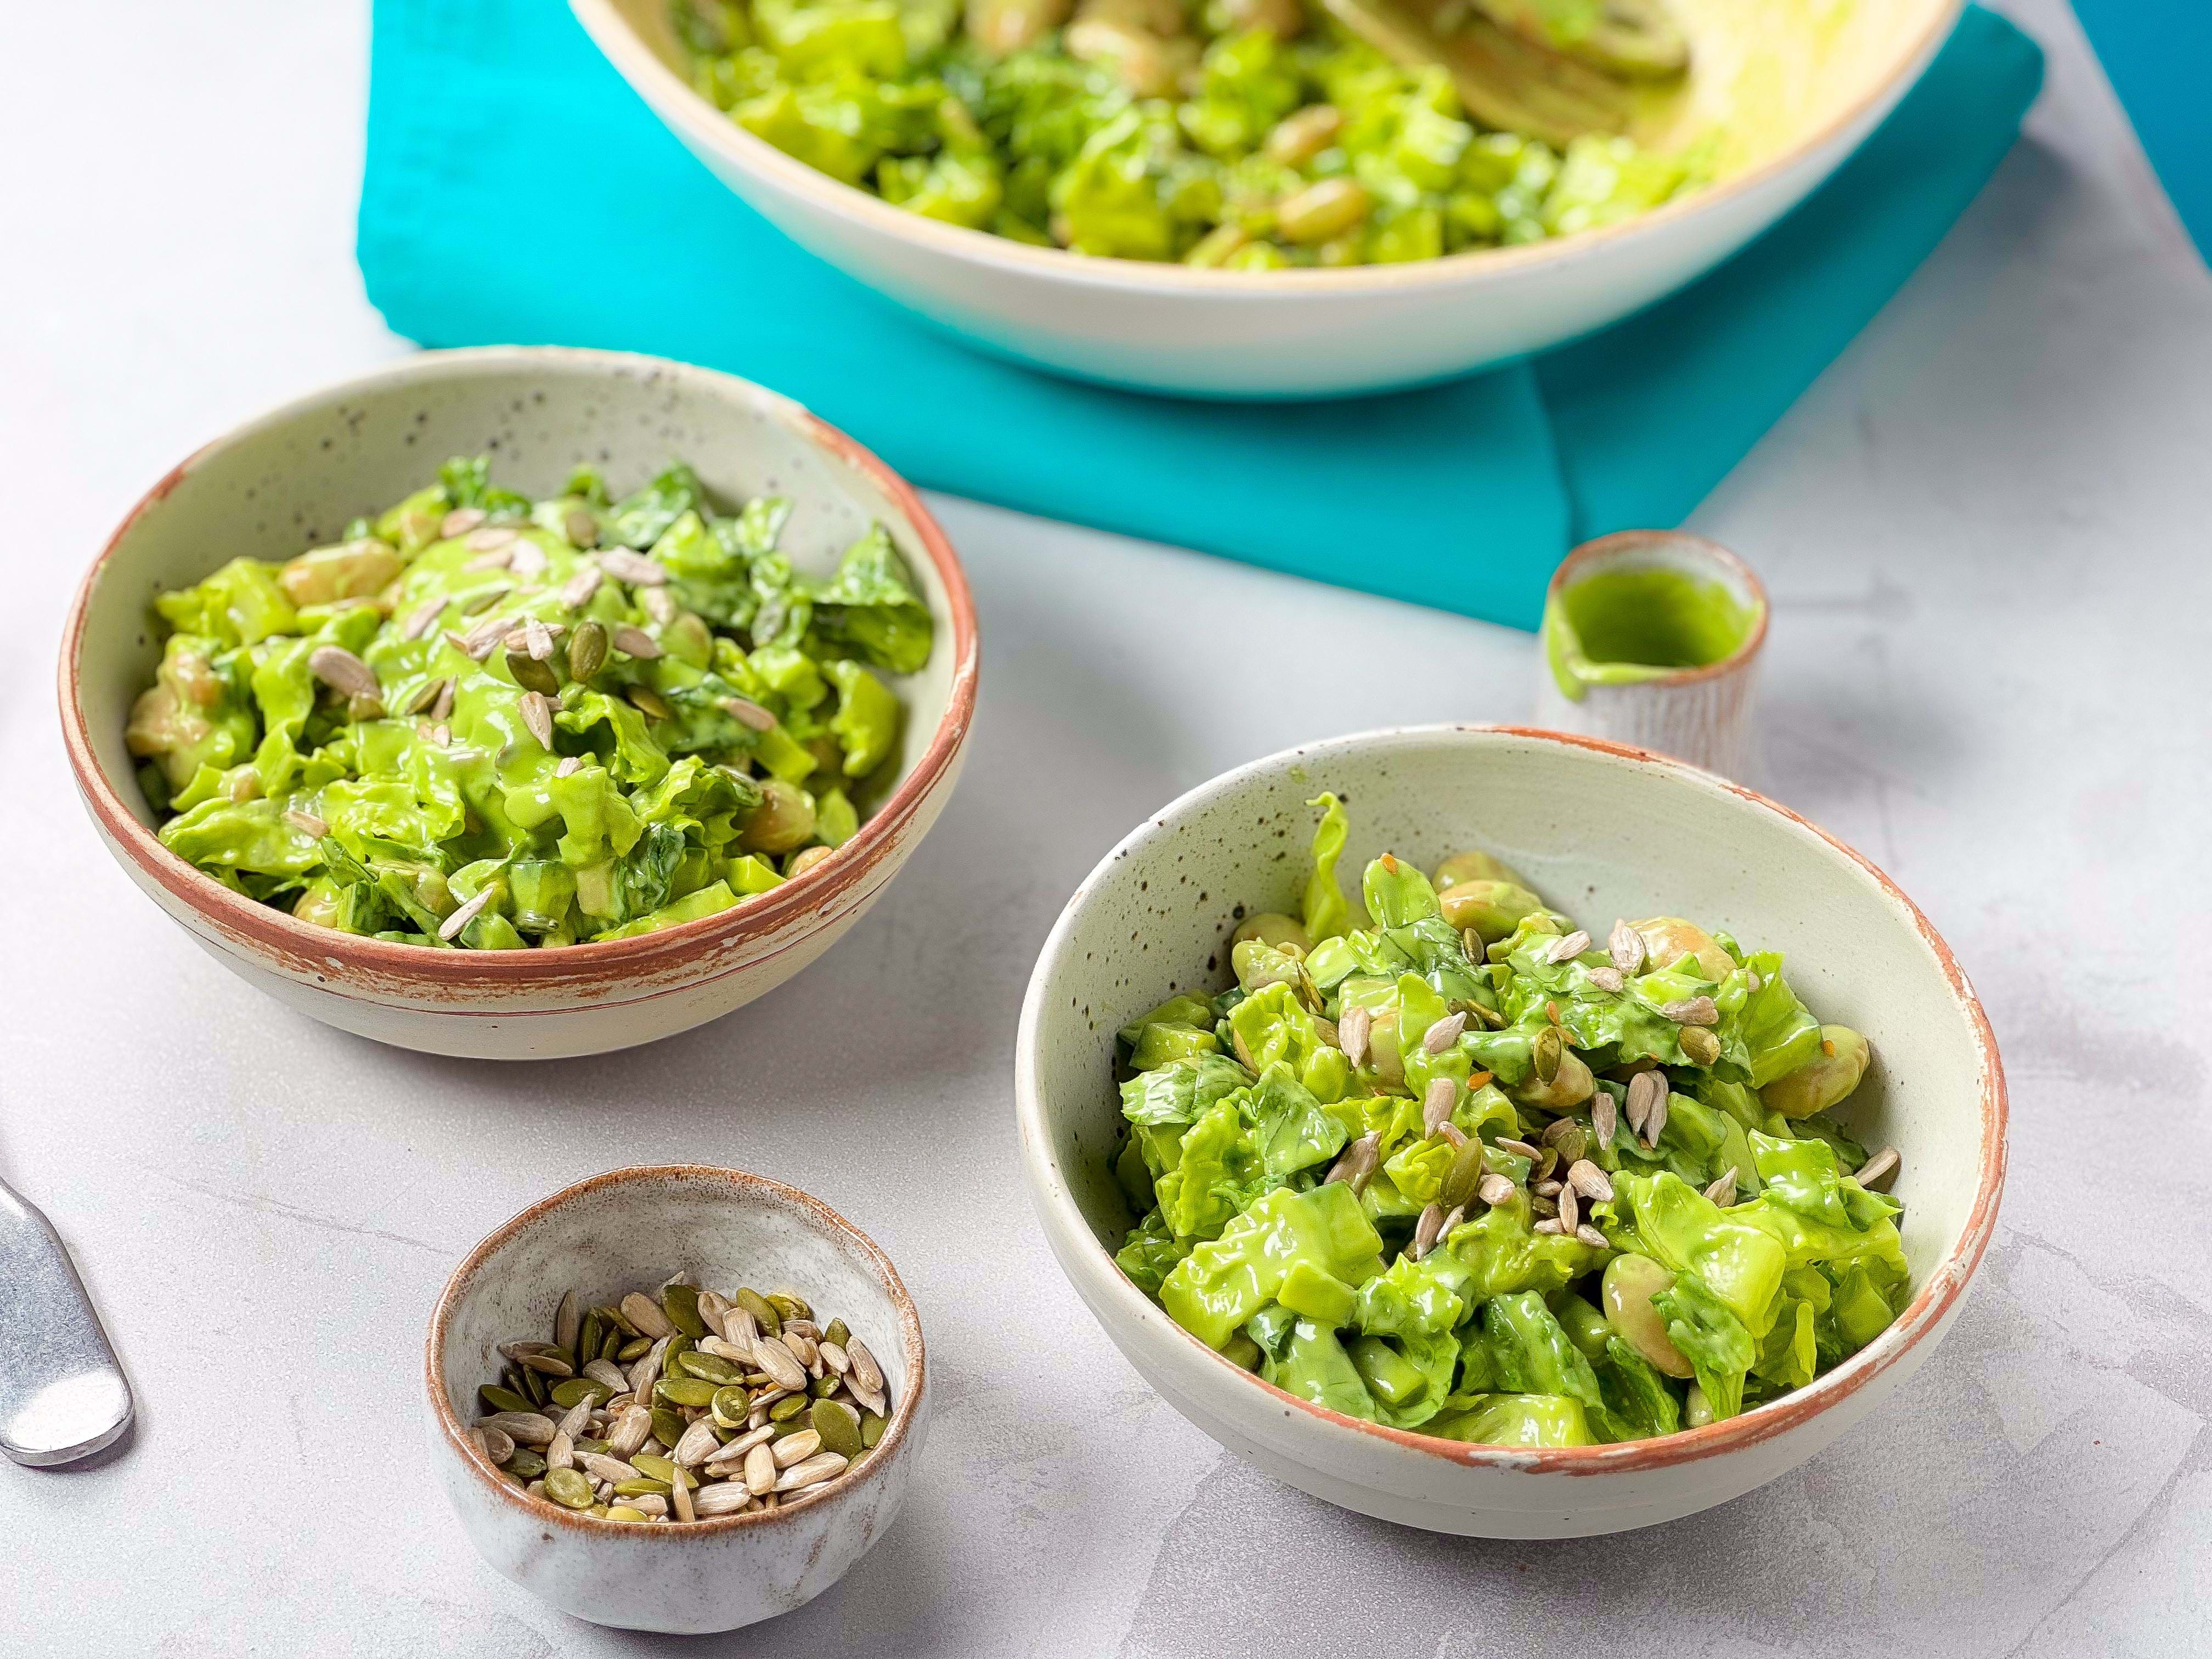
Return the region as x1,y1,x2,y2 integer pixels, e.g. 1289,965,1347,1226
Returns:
58,347,979,1059
1014,725,2005,1536
426,1165,927,1632
573,0,1962,396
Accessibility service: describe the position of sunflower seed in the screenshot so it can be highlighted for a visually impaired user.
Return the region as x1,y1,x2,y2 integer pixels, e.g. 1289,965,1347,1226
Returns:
626,1493,670,1517
285,809,328,839
1588,966,1625,994
1704,1169,1738,1205
1533,1217,1566,1236
848,1378,888,1418
770,1429,823,1468
437,884,496,941
1322,1131,1382,1195
307,645,380,701
774,1452,848,1493
465,524,519,552
545,1431,574,1472
1339,1005,1373,1068
554,755,582,777
426,681,456,724
1661,996,1720,1026
1558,1182,1580,1234
599,550,668,586
1644,1085,1669,1147
1853,1148,1901,1191
441,507,487,539
605,1406,652,1458
611,624,663,661
742,1442,777,1496
1409,1203,1446,1262
722,697,776,732
753,1335,809,1392
459,614,511,658
1592,1093,1618,1150
1495,1138,1541,1164
1419,1012,1465,1056
818,1340,850,1376
520,690,555,748
1533,1179,1564,1198
478,1424,515,1464
579,1452,638,1483
582,1358,628,1391
1576,1224,1610,1249
1679,1026,1722,1066
1547,929,1591,964
510,541,548,581
481,1411,556,1447
620,1293,675,1341
1566,1160,1613,1203
1626,1070,1662,1135
1609,920,1646,973
1422,1077,1457,1135
1477,1172,1517,1206
672,1418,723,1467
522,617,557,661
636,586,677,626
558,565,604,609
692,1483,753,1517
464,548,514,573
400,595,447,640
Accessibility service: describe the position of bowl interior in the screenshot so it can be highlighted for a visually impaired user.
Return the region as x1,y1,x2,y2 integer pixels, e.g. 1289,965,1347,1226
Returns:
72,349,965,835
1029,727,1995,1317
432,1167,916,1462
603,0,1955,200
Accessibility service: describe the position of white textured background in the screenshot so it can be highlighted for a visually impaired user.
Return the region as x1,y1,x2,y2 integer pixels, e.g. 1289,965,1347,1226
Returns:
3,1,2209,1652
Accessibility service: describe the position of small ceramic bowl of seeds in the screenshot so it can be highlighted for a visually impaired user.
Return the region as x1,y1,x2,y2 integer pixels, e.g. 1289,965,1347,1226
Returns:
426,1165,926,1634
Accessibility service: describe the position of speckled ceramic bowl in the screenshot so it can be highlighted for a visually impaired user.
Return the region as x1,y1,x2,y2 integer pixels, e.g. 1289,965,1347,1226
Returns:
426,1165,927,1633
1015,725,2005,1536
574,0,1961,396
58,347,979,1059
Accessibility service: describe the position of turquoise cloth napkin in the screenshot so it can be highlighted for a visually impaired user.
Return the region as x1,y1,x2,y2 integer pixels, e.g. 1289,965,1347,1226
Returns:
358,1,2041,631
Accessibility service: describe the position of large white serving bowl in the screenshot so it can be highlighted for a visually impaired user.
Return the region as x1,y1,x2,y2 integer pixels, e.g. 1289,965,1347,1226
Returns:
59,347,979,1060
1015,726,2006,1536
575,0,1961,397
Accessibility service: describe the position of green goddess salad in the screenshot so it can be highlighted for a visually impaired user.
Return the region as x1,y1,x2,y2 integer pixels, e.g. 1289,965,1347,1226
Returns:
127,458,932,948
670,0,1705,267
1110,797,1908,1446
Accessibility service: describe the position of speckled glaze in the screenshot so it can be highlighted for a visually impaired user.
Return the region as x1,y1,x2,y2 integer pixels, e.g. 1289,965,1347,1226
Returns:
1533,532,1769,781
425,1165,927,1633
573,0,1960,397
1014,726,2005,1536
57,348,979,1058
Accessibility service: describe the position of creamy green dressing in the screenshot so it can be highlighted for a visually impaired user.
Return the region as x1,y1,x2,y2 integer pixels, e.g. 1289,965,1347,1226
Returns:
1543,566,1757,701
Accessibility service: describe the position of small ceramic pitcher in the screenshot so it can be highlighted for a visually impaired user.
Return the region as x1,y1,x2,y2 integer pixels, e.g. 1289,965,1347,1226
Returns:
1532,531,1769,780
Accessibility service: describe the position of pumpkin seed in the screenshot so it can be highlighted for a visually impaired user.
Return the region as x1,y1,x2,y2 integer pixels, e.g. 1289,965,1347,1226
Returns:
616,1336,651,1362
810,1398,863,1458
861,1411,887,1449
626,684,673,721
676,1350,741,1386
824,1318,850,1348
506,1448,548,1479
613,1477,672,1498
735,1289,781,1338
478,1384,534,1415
768,1393,808,1422
549,1377,612,1410
663,1283,708,1338
711,1386,752,1429
810,1374,840,1398
632,1453,699,1490
1680,1026,1722,1066
656,1377,718,1408
605,1505,648,1523
645,1407,685,1451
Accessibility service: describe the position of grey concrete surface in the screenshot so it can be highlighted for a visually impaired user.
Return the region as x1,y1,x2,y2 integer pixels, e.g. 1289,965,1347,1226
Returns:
2,1,2207,1652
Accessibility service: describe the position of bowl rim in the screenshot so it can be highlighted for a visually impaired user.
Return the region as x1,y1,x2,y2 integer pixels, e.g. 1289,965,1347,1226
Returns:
424,1162,926,1536
1014,723,2007,1478
573,0,1962,297
55,345,981,991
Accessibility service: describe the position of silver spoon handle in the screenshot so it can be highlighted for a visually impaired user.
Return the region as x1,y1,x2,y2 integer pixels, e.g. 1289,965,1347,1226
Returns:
0,1177,133,1466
